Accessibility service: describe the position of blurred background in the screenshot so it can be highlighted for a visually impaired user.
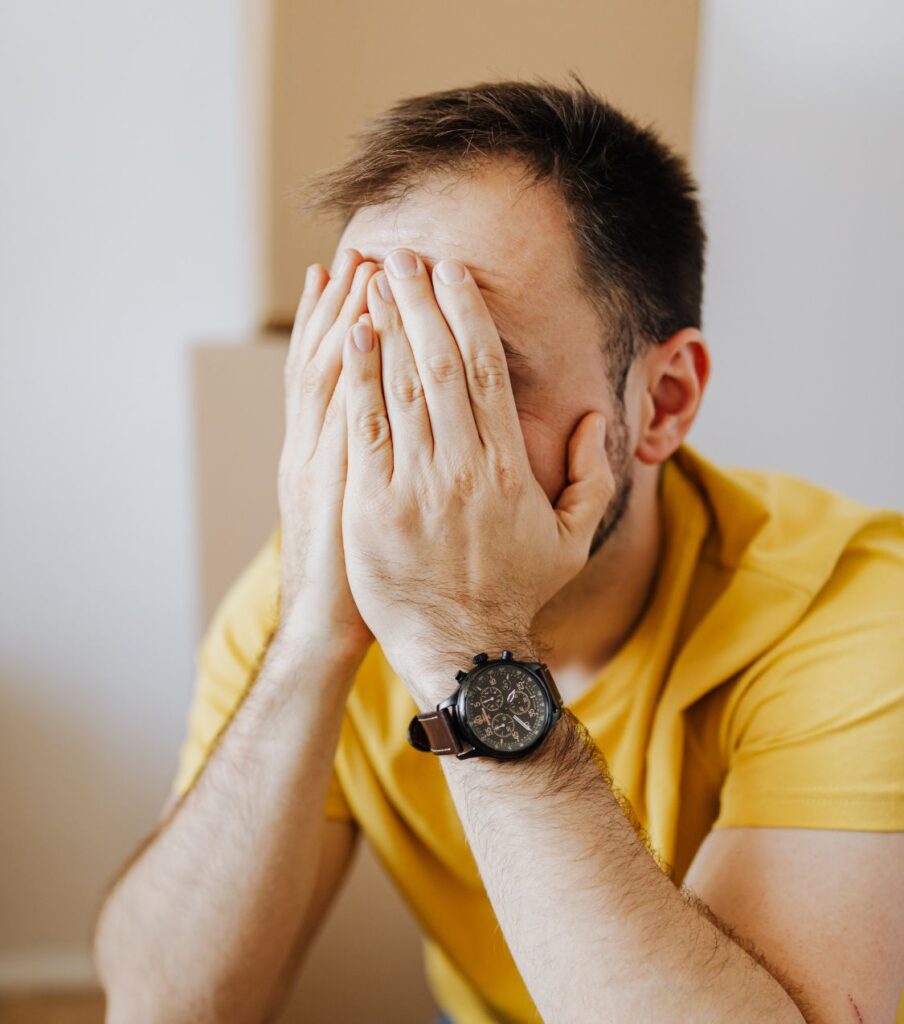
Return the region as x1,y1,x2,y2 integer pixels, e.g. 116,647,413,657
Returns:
1,1,902,1021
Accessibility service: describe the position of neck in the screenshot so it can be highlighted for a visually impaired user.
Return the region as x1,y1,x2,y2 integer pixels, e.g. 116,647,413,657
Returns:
532,463,663,674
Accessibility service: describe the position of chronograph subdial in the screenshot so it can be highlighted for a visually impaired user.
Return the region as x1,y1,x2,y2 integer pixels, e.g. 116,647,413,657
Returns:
506,688,531,716
479,686,504,713
491,712,516,738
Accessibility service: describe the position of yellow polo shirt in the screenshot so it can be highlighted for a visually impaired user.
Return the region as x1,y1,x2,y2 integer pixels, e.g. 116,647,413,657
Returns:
171,445,904,1024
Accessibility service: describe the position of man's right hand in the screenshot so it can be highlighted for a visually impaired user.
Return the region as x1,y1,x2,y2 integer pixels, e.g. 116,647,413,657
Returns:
277,247,379,658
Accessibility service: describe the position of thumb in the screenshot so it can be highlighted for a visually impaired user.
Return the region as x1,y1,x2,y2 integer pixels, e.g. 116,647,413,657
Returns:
553,412,615,549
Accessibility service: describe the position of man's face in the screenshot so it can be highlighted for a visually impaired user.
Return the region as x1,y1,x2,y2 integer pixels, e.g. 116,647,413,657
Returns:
336,159,635,558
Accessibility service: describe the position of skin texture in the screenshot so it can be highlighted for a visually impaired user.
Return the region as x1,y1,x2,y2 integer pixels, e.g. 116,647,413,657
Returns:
332,160,904,1023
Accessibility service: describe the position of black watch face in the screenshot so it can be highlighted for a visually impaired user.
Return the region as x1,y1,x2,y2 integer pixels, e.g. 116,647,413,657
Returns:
459,663,551,755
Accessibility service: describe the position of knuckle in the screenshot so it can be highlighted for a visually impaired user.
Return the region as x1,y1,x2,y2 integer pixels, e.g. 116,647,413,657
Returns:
383,500,411,532
466,351,508,392
374,302,402,331
354,408,391,450
299,358,327,399
389,373,425,406
494,456,523,500
447,459,481,499
424,350,464,385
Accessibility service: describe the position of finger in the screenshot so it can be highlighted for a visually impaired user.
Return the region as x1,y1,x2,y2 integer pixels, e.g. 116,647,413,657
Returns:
383,248,480,456
329,248,349,276
319,260,380,363
343,319,393,487
298,247,364,366
431,258,525,461
554,413,615,553
285,264,328,411
318,311,372,460
294,261,379,457
314,358,349,491
367,270,434,471
291,264,328,350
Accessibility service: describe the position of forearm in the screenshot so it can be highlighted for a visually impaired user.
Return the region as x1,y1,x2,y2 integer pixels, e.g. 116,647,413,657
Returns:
436,705,808,1024
94,621,363,1024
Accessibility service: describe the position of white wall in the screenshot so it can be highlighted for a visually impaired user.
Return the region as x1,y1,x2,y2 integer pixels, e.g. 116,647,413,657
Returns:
691,0,904,508
0,0,261,981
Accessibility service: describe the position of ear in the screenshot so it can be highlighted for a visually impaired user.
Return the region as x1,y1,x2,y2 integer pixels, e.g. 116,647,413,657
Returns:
635,328,710,466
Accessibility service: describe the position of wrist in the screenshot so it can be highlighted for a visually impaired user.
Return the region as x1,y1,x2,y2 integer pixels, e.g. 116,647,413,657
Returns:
274,613,372,673
397,631,542,711
439,708,600,803
259,626,369,717
226,623,364,754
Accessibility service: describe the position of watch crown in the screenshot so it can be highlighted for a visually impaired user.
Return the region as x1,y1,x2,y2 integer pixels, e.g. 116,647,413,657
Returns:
455,669,468,682
501,650,514,661
473,652,489,665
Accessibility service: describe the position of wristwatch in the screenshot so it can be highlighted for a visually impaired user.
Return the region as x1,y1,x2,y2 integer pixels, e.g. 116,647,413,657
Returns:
407,650,565,760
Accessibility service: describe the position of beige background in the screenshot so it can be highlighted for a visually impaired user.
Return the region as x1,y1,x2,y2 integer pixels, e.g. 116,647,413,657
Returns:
265,0,700,327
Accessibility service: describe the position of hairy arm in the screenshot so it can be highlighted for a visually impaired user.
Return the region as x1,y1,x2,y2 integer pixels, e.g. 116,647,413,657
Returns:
429,696,809,1024
93,624,363,1024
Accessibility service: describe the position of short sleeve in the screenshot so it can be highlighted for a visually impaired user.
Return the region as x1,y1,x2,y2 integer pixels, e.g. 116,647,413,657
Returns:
171,525,354,823
715,517,904,831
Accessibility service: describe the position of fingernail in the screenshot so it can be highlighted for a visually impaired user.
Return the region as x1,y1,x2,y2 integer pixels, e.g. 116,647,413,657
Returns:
305,265,318,288
375,271,393,302
435,259,465,285
352,322,373,353
386,249,418,278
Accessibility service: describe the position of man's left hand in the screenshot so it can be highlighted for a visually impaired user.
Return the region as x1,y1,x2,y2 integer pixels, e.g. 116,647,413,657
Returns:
339,248,613,706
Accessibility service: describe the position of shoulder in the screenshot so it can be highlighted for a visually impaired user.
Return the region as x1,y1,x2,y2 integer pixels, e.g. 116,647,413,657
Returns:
709,492,904,831
668,449,904,830
672,444,904,597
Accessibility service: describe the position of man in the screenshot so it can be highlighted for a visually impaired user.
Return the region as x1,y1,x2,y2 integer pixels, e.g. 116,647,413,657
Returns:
94,79,904,1023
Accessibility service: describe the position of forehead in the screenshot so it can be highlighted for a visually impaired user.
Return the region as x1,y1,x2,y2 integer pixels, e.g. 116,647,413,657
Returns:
336,160,588,346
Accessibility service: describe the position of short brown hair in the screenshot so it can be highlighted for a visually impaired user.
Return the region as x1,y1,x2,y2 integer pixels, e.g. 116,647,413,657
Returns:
298,74,706,397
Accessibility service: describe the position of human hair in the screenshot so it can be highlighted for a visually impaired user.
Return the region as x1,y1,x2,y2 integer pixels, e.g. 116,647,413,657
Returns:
297,74,706,398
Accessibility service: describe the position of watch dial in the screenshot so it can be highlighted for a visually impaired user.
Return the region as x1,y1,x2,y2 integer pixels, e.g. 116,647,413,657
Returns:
461,664,550,753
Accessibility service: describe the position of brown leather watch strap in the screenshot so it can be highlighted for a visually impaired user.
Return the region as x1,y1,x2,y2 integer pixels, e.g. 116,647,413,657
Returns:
408,705,475,756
